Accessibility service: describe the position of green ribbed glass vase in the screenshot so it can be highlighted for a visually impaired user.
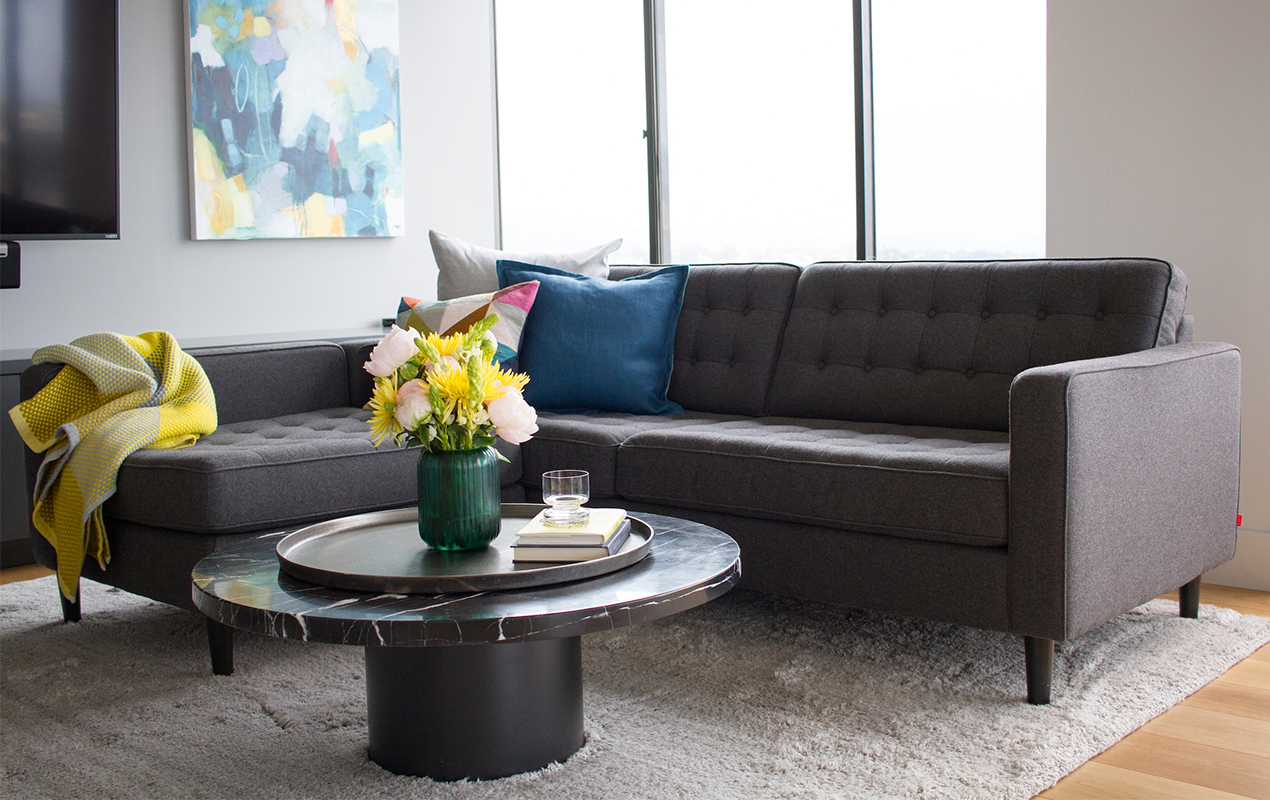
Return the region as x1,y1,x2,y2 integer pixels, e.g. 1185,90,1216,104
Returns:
416,446,501,550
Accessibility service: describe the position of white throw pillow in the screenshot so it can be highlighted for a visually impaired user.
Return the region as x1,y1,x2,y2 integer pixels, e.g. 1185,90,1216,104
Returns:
431,229,622,300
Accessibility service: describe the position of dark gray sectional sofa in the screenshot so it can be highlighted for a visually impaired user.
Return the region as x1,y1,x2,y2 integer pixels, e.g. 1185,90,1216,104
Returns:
519,259,1240,702
22,258,1242,703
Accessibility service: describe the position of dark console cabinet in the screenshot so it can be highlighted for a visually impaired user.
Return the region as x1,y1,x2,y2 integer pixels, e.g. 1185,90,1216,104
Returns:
2,364,35,567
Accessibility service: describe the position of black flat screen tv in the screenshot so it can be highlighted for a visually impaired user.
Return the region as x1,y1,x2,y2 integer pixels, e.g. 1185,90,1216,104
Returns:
0,0,120,240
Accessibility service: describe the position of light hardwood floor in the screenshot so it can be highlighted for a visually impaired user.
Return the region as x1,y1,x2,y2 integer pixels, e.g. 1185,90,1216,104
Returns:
3,566,1267,798
0,563,53,585
1042,584,1270,800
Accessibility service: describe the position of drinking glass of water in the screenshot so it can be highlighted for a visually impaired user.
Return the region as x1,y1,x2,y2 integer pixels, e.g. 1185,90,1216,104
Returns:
542,470,590,526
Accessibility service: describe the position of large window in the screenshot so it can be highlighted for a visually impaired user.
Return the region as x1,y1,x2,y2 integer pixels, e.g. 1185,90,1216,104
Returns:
872,0,1046,259
495,1,1045,264
494,1,649,263
663,0,856,264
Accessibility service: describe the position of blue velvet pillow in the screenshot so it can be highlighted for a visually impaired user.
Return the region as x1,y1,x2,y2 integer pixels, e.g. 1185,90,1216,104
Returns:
496,260,688,415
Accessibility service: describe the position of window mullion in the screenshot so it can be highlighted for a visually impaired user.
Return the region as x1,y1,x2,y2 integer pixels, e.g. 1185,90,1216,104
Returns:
643,0,671,264
854,0,876,261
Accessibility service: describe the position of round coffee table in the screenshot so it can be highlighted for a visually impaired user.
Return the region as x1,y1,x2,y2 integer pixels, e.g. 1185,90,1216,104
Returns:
191,510,740,781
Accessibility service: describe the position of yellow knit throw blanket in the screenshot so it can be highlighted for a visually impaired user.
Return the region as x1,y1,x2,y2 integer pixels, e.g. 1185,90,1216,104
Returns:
8,331,217,601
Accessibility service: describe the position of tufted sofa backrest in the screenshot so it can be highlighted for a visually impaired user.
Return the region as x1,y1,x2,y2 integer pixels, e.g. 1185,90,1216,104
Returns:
190,341,352,425
764,258,1188,431
610,263,801,416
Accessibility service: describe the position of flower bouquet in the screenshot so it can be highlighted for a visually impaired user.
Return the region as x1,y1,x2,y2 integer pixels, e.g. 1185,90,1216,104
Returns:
363,317,538,549
364,317,538,451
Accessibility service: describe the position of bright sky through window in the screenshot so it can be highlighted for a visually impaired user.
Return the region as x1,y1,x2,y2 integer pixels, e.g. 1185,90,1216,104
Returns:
663,0,857,265
495,0,649,263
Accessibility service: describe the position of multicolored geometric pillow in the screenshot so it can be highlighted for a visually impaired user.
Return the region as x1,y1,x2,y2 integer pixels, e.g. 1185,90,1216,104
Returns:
396,281,539,365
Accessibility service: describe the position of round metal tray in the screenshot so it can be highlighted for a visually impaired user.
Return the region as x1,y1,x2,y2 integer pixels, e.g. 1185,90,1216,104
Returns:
275,503,653,594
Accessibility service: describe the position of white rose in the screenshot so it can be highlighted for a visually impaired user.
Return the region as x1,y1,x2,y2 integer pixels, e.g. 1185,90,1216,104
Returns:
394,379,432,430
487,388,538,445
365,325,421,378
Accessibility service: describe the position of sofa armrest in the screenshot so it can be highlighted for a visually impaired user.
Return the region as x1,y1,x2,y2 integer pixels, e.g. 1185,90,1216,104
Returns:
341,337,381,408
1008,342,1240,640
1177,312,1195,343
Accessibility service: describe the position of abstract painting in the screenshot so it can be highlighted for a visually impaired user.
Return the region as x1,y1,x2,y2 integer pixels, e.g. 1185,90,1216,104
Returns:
186,0,402,239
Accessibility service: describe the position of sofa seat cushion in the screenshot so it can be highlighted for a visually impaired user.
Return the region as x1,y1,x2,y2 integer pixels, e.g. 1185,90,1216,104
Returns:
522,411,746,498
615,418,1010,547
106,408,523,534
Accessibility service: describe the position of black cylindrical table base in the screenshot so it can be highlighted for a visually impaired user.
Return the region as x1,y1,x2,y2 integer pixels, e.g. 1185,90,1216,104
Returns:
364,637,584,781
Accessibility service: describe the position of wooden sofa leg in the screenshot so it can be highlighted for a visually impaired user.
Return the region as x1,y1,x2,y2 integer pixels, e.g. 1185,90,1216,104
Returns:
60,582,81,623
1179,576,1201,619
1024,636,1054,705
208,619,234,676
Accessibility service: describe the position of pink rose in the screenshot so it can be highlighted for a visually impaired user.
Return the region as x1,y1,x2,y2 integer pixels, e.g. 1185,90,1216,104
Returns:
394,379,431,430
365,325,420,377
487,387,538,444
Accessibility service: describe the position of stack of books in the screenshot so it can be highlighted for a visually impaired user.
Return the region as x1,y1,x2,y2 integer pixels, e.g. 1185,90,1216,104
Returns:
512,508,631,563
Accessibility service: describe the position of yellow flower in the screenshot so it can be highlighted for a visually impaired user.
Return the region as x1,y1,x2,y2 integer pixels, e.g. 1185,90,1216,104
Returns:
426,332,464,360
428,361,470,400
365,378,401,446
482,364,530,402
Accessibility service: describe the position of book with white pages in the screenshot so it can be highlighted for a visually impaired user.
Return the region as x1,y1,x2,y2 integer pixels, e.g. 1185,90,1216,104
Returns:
514,508,627,545
512,519,632,563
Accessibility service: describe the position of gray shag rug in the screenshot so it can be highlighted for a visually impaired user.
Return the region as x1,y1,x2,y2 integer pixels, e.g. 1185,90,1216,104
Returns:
3,577,1269,800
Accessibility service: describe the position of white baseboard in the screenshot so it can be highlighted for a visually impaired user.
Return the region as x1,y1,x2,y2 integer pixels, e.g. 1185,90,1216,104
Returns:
1204,528,1270,592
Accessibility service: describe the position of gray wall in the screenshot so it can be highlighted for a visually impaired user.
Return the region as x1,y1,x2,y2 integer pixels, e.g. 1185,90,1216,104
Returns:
0,0,498,350
1048,0,1270,589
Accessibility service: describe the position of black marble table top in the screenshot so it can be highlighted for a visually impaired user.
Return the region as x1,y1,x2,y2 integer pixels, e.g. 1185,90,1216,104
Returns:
192,513,741,648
